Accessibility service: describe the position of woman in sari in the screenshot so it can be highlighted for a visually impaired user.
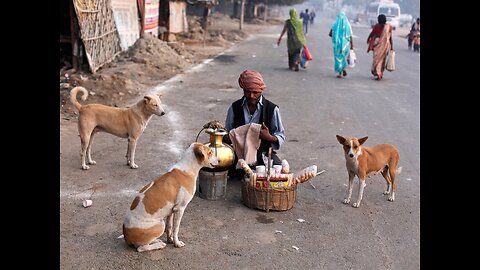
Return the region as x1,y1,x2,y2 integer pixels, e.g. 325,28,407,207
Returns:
329,12,353,78
277,8,306,72
367,14,394,80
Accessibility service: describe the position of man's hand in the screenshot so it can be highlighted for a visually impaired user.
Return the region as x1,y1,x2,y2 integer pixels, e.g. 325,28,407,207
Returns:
259,122,277,144
259,123,270,140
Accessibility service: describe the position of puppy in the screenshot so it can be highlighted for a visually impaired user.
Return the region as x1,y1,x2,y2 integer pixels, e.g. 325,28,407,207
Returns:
70,86,166,170
336,135,401,208
122,143,219,252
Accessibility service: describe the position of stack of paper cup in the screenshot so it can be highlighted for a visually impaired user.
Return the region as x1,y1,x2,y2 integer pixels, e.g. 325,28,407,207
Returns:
256,165,266,177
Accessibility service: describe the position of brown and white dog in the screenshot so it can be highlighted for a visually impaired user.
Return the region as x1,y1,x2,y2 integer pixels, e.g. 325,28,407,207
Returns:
122,143,219,252
70,86,166,170
336,135,401,208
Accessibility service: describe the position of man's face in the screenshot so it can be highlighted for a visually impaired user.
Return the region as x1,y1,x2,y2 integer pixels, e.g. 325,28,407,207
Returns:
243,89,262,105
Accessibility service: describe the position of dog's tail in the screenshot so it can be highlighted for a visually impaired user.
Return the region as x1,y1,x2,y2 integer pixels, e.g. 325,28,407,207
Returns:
70,86,89,111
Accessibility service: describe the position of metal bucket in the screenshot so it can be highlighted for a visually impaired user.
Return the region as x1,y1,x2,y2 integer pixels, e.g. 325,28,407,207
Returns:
197,169,228,200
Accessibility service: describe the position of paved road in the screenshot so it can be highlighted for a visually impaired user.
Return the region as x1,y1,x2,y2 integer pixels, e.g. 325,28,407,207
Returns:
60,12,419,270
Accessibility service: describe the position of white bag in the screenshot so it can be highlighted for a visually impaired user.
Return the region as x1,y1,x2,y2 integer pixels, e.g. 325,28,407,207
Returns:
385,50,395,71
347,49,356,68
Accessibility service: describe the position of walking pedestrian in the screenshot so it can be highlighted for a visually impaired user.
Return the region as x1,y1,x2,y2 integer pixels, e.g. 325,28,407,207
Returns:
407,18,420,51
300,9,310,34
413,32,420,53
366,14,393,80
329,11,354,78
310,9,316,24
411,18,420,34
277,8,307,72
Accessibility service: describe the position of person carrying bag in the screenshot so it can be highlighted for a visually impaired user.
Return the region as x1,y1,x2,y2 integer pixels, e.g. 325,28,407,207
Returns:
329,12,354,78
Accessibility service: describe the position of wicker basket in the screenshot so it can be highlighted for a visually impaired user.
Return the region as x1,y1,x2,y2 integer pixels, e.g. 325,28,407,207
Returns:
241,182,297,212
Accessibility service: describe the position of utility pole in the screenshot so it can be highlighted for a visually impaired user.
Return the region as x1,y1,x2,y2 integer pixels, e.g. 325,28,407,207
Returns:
240,0,245,30
263,0,268,23
203,4,210,47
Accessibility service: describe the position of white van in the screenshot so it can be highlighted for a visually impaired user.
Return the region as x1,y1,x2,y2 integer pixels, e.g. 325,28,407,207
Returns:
367,0,401,30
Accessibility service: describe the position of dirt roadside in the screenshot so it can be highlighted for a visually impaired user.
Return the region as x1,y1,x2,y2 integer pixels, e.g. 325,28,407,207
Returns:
60,13,282,119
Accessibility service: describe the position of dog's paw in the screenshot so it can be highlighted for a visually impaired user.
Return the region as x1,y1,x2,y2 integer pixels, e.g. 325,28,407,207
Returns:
137,241,166,252
343,198,350,204
352,202,361,208
157,242,167,249
174,241,185,248
130,164,139,169
388,194,395,201
87,160,96,165
383,190,390,195
167,236,174,244
82,165,90,170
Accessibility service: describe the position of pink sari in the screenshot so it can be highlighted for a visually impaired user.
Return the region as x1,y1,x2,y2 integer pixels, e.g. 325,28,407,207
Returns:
371,24,392,79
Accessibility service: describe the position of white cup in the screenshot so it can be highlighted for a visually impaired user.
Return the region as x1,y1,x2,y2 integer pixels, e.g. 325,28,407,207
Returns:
256,165,266,176
83,199,93,208
273,165,282,175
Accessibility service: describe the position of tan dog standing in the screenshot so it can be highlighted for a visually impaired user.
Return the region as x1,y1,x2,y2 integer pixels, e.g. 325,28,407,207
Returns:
70,86,166,170
122,143,219,252
336,135,401,208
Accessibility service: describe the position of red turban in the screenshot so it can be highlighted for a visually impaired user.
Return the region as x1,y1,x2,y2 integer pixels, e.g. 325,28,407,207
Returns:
238,70,266,92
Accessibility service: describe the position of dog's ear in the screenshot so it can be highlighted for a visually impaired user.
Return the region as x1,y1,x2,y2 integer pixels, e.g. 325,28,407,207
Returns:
157,93,163,98
193,143,206,162
358,136,368,145
336,135,345,145
144,96,152,103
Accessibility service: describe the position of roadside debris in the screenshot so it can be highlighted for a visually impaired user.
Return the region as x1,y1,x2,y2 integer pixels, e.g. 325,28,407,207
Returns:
82,199,93,208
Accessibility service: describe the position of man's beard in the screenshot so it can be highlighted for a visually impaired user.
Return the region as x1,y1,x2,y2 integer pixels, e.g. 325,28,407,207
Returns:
247,96,260,105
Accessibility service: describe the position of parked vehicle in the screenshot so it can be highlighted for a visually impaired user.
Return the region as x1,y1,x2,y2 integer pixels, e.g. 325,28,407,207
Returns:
367,0,401,30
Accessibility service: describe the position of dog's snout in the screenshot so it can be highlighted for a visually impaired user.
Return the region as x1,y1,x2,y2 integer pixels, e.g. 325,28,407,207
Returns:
161,111,165,116
349,154,354,158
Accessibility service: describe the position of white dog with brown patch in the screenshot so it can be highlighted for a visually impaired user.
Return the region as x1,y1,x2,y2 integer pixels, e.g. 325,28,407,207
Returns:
336,135,401,208
70,86,166,170
122,143,219,252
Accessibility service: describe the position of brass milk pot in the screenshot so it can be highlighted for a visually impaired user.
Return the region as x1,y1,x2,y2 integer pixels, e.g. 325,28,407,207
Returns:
202,128,234,172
